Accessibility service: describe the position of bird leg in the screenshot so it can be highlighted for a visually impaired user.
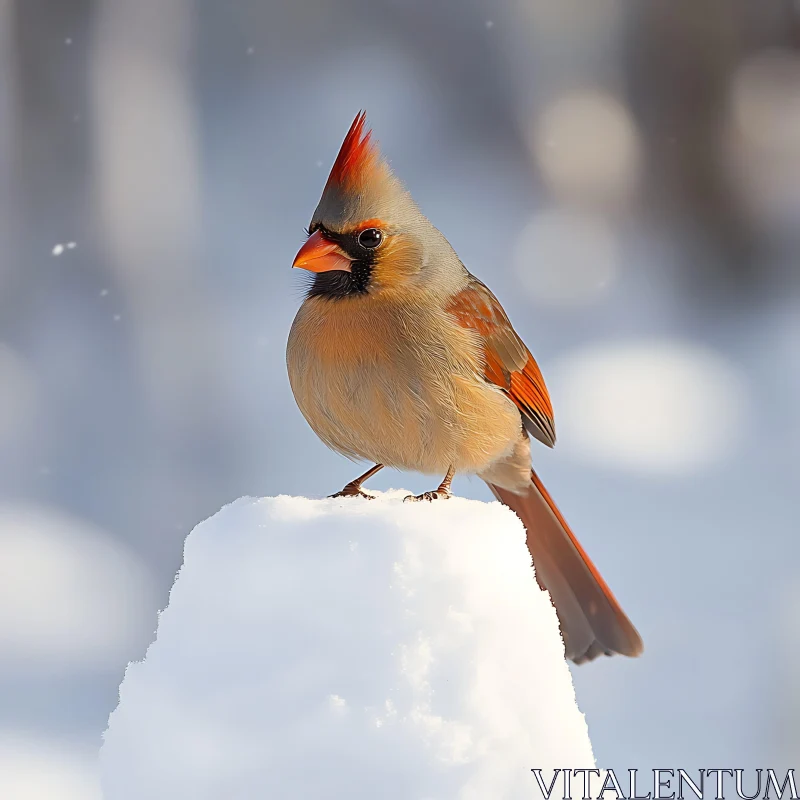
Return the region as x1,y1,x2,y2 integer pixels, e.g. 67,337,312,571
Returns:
328,463,384,499
404,466,455,502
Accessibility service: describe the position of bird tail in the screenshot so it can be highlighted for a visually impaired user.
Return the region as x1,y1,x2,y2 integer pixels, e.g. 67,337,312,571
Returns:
485,471,643,664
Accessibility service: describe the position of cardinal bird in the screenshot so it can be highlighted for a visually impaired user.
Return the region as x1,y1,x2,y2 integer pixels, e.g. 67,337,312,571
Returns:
287,112,643,664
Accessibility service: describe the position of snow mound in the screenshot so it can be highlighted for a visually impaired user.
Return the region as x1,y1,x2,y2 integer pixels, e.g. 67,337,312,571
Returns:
101,491,594,799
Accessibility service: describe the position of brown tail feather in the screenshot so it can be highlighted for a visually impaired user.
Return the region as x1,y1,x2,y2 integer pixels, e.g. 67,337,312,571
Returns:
486,471,643,664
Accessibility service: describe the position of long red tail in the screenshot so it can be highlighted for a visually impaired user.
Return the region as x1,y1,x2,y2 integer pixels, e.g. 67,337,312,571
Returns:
486,471,643,664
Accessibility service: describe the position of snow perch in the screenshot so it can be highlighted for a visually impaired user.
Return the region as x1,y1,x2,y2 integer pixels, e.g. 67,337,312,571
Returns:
101,492,595,799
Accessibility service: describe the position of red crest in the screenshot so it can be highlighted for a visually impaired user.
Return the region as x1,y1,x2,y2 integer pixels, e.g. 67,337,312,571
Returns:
325,111,381,190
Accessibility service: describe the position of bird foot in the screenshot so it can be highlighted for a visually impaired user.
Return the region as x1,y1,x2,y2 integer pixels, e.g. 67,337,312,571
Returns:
403,490,452,503
329,486,375,500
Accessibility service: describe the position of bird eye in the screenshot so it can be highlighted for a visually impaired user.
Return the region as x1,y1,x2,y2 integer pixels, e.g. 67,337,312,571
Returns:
357,228,383,249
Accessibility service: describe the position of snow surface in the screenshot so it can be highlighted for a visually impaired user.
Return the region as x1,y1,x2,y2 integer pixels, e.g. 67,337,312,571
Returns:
101,491,594,799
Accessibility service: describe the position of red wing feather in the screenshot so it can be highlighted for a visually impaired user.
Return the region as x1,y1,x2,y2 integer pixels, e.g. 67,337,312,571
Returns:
446,278,556,447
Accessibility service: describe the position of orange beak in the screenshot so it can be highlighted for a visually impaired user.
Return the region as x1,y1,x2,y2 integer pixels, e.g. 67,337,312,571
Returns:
292,230,352,273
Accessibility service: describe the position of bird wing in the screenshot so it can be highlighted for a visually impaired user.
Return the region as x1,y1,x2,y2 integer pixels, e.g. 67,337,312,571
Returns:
445,276,556,447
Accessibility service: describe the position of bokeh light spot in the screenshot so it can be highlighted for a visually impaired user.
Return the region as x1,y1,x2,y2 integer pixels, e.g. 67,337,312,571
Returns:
514,208,619,306
549,340,749,474
0,734,101,800
0,506,156,671
530,90,641,202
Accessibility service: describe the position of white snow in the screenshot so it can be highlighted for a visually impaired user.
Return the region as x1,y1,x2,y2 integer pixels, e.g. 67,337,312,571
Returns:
101,491,595,799
51,244,64,256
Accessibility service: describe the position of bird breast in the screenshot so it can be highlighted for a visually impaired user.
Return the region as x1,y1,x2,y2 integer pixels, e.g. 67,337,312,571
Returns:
286,294,522,474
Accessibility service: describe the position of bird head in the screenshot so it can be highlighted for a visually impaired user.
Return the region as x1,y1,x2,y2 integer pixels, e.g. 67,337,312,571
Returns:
292,112,457,299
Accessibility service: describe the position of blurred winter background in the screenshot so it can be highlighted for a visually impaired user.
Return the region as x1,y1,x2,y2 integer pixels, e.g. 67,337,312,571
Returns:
1,0,798,794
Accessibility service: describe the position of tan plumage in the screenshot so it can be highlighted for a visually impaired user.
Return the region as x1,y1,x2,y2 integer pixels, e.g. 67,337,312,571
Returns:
288,292,522,475
287,112,643,664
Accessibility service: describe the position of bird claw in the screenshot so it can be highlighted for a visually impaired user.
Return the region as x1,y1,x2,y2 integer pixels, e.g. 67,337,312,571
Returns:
403,490,452,503
329,487,375,500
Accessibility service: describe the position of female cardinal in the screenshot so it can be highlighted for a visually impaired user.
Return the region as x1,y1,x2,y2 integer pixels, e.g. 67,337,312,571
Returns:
287,112,643,664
